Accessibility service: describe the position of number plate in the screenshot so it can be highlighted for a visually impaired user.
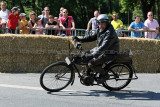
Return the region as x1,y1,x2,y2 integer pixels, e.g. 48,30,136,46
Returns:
65,57,71,65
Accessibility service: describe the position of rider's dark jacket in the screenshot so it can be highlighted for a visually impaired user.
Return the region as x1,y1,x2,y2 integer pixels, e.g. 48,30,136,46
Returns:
80,23,119,57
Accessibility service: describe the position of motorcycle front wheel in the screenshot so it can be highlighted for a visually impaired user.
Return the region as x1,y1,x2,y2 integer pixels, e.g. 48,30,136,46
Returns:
40,62,74,92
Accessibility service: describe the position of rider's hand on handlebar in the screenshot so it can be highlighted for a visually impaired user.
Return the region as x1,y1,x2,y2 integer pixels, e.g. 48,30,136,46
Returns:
82,53,93,61
72,36,81,42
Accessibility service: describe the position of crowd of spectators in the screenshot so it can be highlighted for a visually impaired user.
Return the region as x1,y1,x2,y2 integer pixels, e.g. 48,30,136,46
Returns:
0,1,159,39
0,1,75,36
111,12,159,39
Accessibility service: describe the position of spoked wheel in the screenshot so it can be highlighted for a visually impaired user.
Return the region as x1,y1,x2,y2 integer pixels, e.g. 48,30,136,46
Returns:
40,62,73,92
103,64,133,91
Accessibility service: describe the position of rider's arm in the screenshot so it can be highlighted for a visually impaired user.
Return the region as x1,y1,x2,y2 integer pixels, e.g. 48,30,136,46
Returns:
92,28,119,57
79,29,98,42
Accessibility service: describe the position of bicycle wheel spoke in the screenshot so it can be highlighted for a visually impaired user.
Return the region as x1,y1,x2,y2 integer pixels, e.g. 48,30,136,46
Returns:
40,62,73,92
103,64,133,91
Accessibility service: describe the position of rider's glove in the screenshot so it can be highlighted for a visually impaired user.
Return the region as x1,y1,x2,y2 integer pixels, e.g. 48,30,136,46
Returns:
82,53,93,61
72,36,81,42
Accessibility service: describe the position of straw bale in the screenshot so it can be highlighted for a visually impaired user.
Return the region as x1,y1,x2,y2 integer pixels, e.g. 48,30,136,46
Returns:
0,34,70,72
0,34,159,73
119,37,158,51
132,50,159,73
0,62,12,72
157,41,160,72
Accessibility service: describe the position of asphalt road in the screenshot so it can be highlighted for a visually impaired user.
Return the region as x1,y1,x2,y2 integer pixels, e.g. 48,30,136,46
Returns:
0,73,160,107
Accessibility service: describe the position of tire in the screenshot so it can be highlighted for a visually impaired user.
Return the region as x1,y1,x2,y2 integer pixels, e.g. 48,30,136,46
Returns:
40,62,74,92
103,64,133,91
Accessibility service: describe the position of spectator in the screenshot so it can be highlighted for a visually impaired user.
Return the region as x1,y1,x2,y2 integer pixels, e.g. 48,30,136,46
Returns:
7,7,20,34
111,13,124,30
38,10,45,19
28,11,36,34
128,15,147,38
54,17,58,23
59,9,75,36
59,7,64,18
0,17,2,28
0,1,11,28
41,6,50,27
86,10,99,31
144,11,159,39
0,17,2,33
33,17,43,35
111,13,124,37
19,13,30,34
45,15,59,35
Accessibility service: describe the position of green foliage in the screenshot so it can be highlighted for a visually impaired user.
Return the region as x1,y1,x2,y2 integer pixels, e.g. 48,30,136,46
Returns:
120,0,139,13
1,0,159,28
132,6,144,21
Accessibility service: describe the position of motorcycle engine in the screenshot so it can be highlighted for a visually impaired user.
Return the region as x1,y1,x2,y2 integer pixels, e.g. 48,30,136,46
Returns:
80,76,94,86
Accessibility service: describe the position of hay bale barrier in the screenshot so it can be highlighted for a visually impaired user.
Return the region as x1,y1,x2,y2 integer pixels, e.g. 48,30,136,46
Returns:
0,34,159,73
119,37,160,73
0,34,70,72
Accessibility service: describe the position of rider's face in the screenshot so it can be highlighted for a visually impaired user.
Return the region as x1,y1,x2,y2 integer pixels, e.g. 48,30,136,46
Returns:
98,22,106,31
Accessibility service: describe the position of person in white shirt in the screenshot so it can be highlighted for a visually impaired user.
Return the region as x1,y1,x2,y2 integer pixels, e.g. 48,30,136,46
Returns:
0,1,11,27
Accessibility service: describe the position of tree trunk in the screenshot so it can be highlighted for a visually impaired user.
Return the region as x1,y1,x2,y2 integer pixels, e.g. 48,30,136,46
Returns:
140,0,155,20
12,0,16,7
32,0,36,11
156,0,160,24
108,0,113,14
19,0,25,13
78,0,86,28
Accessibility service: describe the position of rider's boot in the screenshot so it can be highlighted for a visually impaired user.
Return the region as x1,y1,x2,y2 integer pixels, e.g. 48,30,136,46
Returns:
88,63,109,84
96,67,110,84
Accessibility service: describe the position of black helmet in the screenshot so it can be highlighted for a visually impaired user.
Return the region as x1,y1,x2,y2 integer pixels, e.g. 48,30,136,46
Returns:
97,14,109,22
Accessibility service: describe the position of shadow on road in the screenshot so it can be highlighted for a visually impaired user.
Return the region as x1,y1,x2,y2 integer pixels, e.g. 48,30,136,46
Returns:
48,90,160,101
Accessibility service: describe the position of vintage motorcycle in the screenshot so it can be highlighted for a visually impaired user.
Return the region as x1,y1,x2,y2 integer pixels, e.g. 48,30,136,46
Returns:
40,39,138,92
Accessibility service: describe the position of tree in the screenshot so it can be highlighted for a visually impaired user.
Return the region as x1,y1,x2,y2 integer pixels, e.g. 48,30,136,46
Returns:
140,0,155,20
3,0,159,29
121,0,156,20
156,0,160,24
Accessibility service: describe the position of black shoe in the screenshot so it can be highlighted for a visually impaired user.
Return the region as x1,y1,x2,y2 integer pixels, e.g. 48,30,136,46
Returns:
97,74,110,84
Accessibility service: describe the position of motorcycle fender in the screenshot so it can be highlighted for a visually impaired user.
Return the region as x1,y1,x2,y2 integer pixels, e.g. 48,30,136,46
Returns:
68,65,75,86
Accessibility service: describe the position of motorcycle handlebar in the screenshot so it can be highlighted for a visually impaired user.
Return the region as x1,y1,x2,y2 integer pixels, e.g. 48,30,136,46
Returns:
71,38,83,52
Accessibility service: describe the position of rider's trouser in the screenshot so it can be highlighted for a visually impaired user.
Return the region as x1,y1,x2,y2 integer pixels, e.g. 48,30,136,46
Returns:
88,54,116,75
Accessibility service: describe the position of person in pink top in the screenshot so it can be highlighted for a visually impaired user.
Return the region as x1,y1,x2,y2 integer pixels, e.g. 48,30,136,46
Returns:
33,17,44,34
58,9,75,36
144,11,159,39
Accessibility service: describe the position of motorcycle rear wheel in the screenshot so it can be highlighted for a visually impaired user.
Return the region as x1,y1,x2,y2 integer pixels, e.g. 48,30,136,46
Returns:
103,63,133,91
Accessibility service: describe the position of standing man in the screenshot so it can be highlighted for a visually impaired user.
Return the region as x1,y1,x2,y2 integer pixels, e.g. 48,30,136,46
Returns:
41,6,50,27
111,13,124,36
59,9,75,36
0,1,11,28
86,10,99,31
128,15,147,38
59,7,64,18
144,11,159,39
38,10,45,19
111,13,124,30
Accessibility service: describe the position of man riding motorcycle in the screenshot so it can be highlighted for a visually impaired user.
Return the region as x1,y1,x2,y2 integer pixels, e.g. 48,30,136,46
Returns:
73,14,119,83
